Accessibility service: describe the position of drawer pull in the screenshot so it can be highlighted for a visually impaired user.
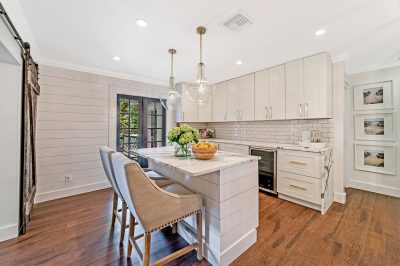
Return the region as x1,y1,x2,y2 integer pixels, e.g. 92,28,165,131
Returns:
290,184,307,190
289,160,307,165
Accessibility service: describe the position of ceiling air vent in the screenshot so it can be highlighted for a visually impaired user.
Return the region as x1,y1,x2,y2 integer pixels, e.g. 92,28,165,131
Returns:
221,11,254,32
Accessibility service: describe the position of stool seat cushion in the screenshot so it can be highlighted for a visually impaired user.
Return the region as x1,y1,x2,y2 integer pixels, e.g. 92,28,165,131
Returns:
146,171,175,187
161,183,194,195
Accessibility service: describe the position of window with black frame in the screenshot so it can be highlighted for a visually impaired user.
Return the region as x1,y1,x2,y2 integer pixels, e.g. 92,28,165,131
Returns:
117,94,166,160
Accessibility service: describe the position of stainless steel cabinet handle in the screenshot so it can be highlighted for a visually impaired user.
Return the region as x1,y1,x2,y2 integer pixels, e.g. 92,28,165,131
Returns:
290,184,307,190
182,111,185,121
269,106,272,119
265,106,268,119
289,160,307,165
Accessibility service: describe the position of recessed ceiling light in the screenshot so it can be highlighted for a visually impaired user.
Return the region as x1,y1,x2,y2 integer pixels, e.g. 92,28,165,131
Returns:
236,60,243,65
113,56,121,61
136,19,147,28
314,29,326,36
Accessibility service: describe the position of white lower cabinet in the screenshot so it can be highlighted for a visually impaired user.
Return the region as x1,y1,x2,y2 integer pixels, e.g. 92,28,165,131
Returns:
277,149,333,214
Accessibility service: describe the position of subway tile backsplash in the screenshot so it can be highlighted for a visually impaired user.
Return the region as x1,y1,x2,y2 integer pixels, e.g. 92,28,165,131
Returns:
186,119,334,146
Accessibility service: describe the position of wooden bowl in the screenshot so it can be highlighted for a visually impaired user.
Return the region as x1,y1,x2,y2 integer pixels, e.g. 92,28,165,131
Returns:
192,146,217,160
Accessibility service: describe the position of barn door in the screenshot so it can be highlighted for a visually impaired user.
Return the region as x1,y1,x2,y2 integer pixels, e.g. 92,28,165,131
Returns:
20,43,40,234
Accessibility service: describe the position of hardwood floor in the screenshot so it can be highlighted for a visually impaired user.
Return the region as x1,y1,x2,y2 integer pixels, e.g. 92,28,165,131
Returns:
0,188,399,266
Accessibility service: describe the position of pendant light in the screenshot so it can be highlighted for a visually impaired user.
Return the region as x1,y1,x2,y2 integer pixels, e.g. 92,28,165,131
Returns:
161,48,181,110
187,26,214,106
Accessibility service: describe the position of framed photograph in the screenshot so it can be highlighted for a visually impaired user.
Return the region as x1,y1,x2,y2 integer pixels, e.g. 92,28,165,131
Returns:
354,143,396,175
353,81,393,110
354,112,395,141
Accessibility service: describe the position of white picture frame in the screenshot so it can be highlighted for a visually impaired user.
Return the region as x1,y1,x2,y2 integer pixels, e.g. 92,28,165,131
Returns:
354,112,395,141
354,143,396,175
353,81,393,110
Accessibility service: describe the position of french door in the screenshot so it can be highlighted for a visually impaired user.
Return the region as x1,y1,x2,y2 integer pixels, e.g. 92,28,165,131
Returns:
117,94,166,160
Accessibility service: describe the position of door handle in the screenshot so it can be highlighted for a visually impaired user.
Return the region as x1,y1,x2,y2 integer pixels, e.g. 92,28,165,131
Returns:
290,184,307,190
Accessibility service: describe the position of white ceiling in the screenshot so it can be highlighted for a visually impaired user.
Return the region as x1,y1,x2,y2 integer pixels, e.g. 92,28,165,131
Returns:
16,0,400,85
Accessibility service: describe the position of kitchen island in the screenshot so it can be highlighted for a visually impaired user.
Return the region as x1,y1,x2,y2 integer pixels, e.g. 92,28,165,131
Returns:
136,146,260,266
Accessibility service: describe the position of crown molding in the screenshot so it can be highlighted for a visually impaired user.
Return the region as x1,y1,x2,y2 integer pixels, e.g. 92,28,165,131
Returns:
38,58,169,87
346,61,400,75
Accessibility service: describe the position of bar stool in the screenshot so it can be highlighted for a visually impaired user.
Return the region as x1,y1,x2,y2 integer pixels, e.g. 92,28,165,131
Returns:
99,146,174,243
111,152,203,266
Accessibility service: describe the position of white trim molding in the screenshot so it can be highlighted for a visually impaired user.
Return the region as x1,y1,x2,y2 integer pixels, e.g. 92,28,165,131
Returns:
34,181,111,203
349,180,400,198
0,223,18,242
334,192,347,204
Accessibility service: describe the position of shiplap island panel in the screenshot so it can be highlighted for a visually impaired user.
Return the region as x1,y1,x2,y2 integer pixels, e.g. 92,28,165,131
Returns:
135,147,260,266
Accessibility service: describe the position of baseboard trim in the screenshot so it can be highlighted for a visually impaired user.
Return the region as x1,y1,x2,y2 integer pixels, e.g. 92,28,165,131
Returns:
334,192,347,204
349,180,400,198
0,223,18,242
34,181,111,203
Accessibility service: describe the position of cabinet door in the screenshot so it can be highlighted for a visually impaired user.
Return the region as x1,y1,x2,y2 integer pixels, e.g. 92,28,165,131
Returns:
212,82,228,122
285,59,304,119
268,65,286,120
254,69,269,120
226,78,240,121
199,95,212,122
304,53,332,118
181,84,199,122
238,73,255,121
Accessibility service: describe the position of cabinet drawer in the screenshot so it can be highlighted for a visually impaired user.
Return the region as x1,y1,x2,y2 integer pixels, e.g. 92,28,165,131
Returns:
277,171,321,205
278,150,320,178
218,143,249,155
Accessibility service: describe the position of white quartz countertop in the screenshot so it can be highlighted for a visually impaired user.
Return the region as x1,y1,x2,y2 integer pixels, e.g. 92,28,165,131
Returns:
135,146,260,177
205,138,331,153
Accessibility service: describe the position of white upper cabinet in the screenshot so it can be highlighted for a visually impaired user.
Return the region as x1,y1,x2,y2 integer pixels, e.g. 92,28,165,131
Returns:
179,83,199,122
303,53,332,119
212,81,228,122
199,93,213,122
285,53,332,119
285,59,304,119
238,73,255,121
255,65,285,120
226,78,240,121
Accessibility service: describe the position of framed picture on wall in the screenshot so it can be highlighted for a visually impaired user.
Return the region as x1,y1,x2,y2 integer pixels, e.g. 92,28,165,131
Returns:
354,143,396,175
353,81,393,110
354,112,395,141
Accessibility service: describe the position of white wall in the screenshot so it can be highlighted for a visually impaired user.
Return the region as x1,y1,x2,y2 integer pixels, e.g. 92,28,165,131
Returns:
35,65,169,203
346,66,400,197
0,20,23,241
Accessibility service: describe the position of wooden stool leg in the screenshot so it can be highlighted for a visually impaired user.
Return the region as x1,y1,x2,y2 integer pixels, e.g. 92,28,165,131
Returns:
143,234,151,266
120,201,127,243
196,211,203,260
127,213,136,256
111,192,118,226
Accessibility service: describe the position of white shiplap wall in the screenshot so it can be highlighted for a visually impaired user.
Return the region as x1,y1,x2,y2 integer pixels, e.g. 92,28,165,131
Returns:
35,65,168,202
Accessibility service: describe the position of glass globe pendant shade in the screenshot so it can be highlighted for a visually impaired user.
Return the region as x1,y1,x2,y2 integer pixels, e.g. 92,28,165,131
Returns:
161,77,181,110
187,63,213,106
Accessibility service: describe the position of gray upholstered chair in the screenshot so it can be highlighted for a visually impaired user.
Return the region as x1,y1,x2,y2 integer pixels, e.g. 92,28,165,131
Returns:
111,152,203,266
99,146,174,243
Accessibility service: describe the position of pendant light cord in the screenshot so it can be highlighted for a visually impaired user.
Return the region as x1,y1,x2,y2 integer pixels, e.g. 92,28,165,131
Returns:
171,52,174,77
199,33,203,64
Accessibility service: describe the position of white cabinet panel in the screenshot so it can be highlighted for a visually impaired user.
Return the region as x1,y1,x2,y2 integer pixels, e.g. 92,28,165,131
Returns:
238,74,255,121
226,78,240,121
303,53,332,119
285,59,304,119
218,143,249,155
254,69,269,120
181,84,199,122
268,65,285,120
212,82,228,122
199,95,212,122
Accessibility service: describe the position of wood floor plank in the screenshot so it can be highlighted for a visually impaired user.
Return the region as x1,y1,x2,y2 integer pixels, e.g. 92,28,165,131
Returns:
0,188,398,266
